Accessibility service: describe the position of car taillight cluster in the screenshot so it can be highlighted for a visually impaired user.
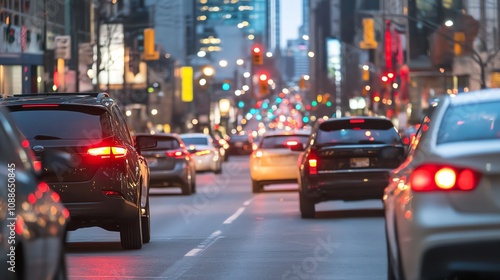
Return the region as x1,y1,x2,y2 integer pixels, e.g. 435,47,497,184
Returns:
166,149,186,159
410,164,481,192
307,150,318,175
87,146,127,159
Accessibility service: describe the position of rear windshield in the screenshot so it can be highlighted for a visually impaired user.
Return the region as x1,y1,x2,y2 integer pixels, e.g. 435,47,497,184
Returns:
8,106,112,140
181,137,208,145
316,119,401,145
438,101,500,144
143,137,180,150
259,135,309,149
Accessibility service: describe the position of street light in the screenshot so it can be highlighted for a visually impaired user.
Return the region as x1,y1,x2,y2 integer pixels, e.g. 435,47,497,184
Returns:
202,66,215,77
445,20,454,27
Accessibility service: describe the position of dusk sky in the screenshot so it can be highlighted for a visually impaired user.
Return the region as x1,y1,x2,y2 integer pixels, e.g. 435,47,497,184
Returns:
280,0,303,48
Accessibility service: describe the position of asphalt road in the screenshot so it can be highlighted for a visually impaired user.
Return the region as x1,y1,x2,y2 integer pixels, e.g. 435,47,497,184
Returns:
66,156,387,280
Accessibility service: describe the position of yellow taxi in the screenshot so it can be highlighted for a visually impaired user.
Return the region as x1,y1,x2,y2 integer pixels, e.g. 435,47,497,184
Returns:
250,130,310,192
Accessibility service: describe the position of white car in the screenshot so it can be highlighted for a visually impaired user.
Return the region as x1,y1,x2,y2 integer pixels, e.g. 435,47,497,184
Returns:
180,133,223,174
384,89,500,280
250,130,310,193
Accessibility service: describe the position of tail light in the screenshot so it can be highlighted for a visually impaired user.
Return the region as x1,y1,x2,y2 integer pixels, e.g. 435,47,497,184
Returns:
410,164,481,192
195,149,211,156
307,149,318,175
166,149,186,159
87,146,127,158
286,140,298,146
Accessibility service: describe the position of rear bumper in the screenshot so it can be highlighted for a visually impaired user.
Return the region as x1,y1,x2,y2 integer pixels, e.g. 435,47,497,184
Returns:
421,241,500,279
64,197,138,231
250,164,298,181
301,169,390,201
193,155,217,171
149,162,188,187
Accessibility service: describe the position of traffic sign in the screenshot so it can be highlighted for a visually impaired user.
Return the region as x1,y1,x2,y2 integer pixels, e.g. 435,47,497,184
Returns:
55,35,71,60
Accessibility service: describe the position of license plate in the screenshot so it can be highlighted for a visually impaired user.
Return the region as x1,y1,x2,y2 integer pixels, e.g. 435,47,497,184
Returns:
350,157,369,168
147,158,157,166
234,142,243,147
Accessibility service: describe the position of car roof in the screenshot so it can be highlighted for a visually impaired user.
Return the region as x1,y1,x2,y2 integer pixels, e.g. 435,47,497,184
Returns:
262,130,311,137
0,93,114,108
447,88,500,106
180,133,210,138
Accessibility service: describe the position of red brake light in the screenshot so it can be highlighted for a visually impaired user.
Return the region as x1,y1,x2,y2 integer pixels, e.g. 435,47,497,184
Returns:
350,119,365,124
307,150,318,175
166,149,186,159
87,146,127,158
410,164,481,192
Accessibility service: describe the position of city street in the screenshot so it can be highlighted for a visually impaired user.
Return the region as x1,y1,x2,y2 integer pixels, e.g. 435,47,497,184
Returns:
66,156,387,280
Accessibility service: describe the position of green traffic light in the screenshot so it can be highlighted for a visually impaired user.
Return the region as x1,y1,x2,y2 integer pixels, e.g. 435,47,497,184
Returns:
147,87,154,93
312,101,318,106
222,83,230,91
326,101,332,107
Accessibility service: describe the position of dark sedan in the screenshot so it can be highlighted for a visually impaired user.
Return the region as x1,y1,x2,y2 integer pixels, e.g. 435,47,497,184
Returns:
295,117,405,218
135,133,196,195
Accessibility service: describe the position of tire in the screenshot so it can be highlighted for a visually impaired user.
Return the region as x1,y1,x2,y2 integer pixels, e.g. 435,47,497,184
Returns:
299,193,315,218
252,179,261,193
141,200,151,244
214,161,222,174
191,171,197,193
181,180,192,195
120,206,143,250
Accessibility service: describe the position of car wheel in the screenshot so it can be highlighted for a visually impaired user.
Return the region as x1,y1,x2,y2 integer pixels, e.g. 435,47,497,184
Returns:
181,180,192,195
214,161,222,174
53,246,67,280
141,199,151,244
252,179,261,193
120,206,143,250
191,171,197,193
299,193,315,218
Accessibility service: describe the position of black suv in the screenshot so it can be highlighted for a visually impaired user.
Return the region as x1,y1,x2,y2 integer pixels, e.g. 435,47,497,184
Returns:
1,93,151,249
295,117,405,218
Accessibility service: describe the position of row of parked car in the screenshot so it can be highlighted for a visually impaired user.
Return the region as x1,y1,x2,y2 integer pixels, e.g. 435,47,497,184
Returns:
249,89,500,280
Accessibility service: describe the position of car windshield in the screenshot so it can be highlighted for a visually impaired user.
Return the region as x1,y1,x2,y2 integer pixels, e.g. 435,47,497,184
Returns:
8,107,112,140
259,135,309,149
316,119,401,145
181,137,208,145
437,101,500,144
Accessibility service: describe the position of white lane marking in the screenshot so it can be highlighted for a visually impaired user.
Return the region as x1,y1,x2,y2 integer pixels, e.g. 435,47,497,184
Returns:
183,230,222,257
223,207,245,224
184,248,203,257
243,198,254,206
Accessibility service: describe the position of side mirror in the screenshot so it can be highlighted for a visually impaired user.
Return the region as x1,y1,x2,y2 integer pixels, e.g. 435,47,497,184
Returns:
135,136,157,153
289,143,305,152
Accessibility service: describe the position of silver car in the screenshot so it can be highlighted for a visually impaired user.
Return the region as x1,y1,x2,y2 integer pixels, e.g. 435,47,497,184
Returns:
180,133,223,174
384,89,500,280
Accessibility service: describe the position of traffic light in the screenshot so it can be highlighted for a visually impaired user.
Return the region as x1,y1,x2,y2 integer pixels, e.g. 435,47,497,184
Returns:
144,28,155,55
252,46,263,65
258,73,269,95
454,32,465,56
136,33,144,52
143,28,159,60
221,80,231,91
